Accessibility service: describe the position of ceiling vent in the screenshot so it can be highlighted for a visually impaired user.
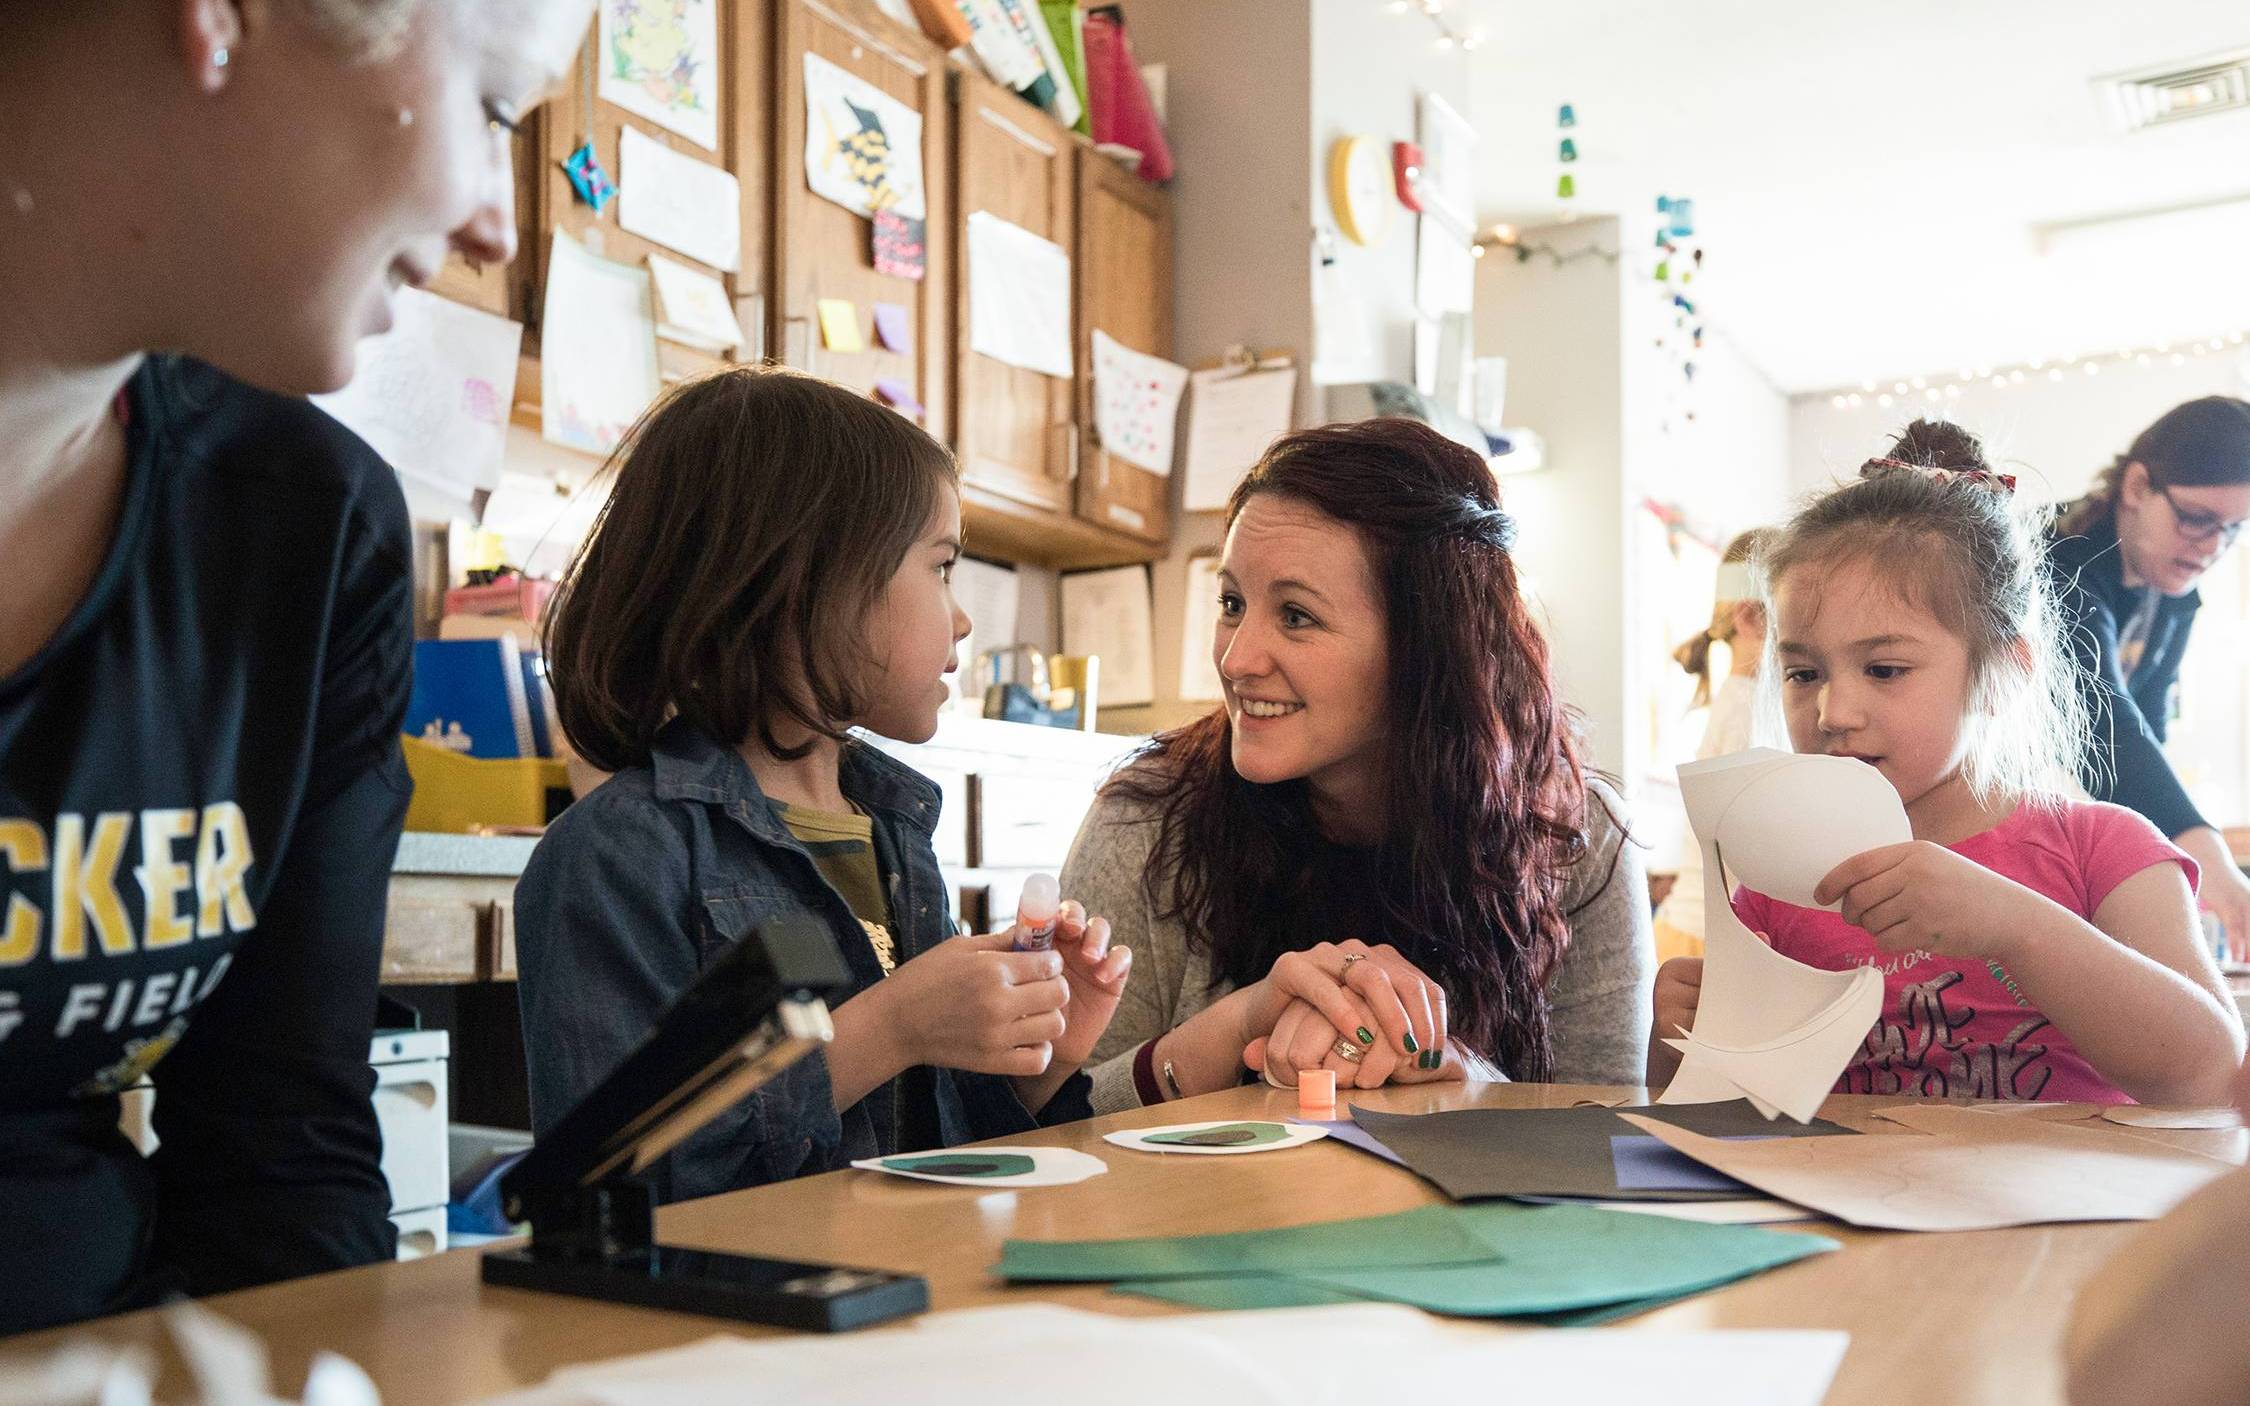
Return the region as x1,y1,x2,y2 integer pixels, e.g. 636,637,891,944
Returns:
2099,50,2250,132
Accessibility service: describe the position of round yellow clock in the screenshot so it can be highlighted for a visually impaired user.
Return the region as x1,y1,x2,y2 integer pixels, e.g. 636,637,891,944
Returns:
1328,136,1393,247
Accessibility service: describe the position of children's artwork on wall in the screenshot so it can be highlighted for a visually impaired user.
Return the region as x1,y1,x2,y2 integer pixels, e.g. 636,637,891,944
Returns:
966,211,1074,378
617,125,741,272
541,227,663,457
1091,329,1188,476
802,52,928,223
598,0,722,151
312,286,522,501
872,208,928,280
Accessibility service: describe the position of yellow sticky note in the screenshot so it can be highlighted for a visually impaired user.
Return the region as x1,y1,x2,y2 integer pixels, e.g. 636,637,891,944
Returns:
817,299,865,353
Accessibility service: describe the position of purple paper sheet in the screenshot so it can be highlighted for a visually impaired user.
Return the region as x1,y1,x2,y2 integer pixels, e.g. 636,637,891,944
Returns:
1290,1117,1406,1167
1609,1134,1770,1193
872,302,911,353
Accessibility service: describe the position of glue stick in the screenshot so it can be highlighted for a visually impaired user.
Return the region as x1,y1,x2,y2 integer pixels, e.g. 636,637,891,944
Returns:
1012,873,1062,952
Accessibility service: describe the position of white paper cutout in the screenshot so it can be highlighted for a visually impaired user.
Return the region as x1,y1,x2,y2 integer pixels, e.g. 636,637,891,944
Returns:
1103,1120,1330,1156
2099,1105,2242,1130
619,126,742,273
801,52,928,223
1657,749,1905,1123
598,0,722,151
966,211,1074,379
1090,329,1188,476
851,1145,1106,1187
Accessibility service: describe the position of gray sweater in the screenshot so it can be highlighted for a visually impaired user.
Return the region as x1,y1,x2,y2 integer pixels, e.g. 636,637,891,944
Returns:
1061,775,1655,1114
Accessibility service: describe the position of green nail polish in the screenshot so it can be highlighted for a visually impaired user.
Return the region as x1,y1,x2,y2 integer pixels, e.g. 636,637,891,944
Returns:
1403,1032,1420,1054
1356,1026,1375,1045
1421,1050,1440,1069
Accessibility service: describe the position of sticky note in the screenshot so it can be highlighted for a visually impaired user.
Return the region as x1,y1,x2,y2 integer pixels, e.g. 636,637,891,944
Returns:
872,301,911,354
817,298,864,353
874,377,924,421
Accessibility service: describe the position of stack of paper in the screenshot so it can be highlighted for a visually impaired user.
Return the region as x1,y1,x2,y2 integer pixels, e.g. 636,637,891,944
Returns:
1658,750,1906,1122
478,1305,1849,1406
1625,1104,2236,1231
997,1198,1835,1322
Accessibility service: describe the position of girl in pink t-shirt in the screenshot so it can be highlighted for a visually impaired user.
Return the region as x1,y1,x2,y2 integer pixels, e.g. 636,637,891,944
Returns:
1649,420,2242,1105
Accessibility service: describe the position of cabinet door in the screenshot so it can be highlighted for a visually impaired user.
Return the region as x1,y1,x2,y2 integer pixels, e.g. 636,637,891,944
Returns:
775,0,951,441
1074,151,1173,544
953,70,1075,514
533,3,770,380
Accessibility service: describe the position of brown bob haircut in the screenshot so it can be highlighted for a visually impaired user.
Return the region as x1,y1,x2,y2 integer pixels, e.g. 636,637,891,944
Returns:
546,365,959,772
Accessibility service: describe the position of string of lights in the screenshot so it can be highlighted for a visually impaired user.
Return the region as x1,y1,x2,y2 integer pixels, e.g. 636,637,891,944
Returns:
1821,332,2250,411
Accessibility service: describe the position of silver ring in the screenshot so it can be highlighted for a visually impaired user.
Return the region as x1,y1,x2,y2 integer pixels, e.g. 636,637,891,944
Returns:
1330,1037,1366,1064
1338,953,1366,983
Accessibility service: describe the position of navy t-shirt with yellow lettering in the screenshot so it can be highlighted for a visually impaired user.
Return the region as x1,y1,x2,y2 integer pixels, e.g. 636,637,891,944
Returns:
0,357,412,1331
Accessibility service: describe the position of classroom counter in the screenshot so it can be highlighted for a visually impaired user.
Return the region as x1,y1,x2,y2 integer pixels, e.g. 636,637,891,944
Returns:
15,1081,2242,1405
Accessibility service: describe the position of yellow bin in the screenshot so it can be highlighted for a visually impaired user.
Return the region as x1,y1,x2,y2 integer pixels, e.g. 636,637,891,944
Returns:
401,735,572,833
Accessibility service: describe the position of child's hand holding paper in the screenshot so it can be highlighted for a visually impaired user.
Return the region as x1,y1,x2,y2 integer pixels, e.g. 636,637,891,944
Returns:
1814,840,2055,961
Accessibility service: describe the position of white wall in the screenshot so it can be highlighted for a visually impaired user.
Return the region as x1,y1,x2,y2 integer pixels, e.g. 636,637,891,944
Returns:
1478,216,1792,783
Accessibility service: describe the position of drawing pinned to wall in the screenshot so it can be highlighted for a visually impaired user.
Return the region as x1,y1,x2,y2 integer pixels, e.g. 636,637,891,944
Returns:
617,125,741,272
599,0,721,151
873,208,928,281
1091,330,1188,476
803,53,928,224
311,286,522,500
541,227,663,457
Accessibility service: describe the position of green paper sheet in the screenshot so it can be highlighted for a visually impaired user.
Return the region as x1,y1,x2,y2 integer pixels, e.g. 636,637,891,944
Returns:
996,1205,1496,1282
1293,1204,1835,1316
1109,1273,1694,1325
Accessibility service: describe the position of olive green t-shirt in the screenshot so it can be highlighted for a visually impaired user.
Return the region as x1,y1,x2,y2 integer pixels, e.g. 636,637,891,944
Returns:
775,802,896,973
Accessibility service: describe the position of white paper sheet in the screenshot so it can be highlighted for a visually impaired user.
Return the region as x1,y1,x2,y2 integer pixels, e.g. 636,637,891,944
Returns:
541,228,663,458
1415,217,1475,318
618,126,741,272
966,211,1074,379
477,1305,1849,1406
1657,749,1905,1123
1103,1120,1330,1156
948,555,1021,709
851,1146,1107,1187
646,252,743,353
1182,364,1297,512
1178,555,1225,703
598,0,722,150
1060,565,1154,707
801,52,928,222
1625,1104,2234,1232
312,285,521,497
2099,1105,2242,1130
1091,329,1189,476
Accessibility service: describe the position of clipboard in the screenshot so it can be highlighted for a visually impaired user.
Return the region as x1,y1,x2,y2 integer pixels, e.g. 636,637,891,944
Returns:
1181,345,1298,513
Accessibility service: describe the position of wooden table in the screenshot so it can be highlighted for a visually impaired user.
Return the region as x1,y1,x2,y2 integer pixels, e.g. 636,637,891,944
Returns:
13,1082,2243,1404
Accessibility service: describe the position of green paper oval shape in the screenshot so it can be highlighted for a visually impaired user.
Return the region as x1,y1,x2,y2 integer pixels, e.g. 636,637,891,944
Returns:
881,1153,1039,1178
1144,1122,1291,1147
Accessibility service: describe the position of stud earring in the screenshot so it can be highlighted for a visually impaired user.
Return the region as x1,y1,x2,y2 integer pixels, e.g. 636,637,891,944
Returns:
212,47,230,69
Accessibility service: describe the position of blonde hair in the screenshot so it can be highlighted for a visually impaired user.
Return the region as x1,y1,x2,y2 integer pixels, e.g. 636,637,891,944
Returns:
298,0,424,59
1673,528,1771,710
1759,420,2093,810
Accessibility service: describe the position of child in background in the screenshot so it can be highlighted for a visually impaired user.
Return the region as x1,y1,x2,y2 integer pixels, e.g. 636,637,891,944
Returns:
516,367,1131,1202
1649,421,2241,1104
1652,527,1773,963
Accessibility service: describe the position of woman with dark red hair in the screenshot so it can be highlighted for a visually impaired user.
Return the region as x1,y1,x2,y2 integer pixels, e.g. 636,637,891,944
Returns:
1062,418,1653,1110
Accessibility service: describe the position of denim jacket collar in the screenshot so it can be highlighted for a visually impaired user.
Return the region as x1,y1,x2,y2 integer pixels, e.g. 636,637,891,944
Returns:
647,718,940,842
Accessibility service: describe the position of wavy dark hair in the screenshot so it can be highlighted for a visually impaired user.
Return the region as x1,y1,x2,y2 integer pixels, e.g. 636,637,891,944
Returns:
1104,418,1594,1079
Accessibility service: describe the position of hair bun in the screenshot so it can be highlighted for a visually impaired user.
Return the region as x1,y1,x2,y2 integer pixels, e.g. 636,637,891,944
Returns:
1877,418,1990,475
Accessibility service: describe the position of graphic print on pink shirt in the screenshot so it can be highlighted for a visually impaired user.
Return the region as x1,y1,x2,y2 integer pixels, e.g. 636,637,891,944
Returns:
1730,799,2197,1104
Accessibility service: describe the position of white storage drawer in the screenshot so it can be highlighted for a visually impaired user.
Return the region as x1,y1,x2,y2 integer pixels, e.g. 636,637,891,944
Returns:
389,1206,447,1260
372,1029,450,1218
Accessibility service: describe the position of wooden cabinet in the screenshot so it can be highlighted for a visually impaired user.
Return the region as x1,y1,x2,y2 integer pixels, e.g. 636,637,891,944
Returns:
953,67,1076,517
775,0,952,442
1074,147,1174,546
531,4,772,376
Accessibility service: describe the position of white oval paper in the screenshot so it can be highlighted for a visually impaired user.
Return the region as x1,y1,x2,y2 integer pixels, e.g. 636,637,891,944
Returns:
850,1146,1108,1187
1103,1120,1331,1156
1718,756,1911,909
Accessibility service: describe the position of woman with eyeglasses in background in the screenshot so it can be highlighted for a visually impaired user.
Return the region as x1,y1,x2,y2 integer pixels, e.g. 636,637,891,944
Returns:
2048,398,2250,960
